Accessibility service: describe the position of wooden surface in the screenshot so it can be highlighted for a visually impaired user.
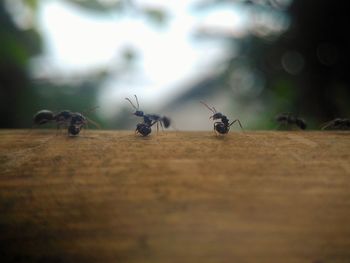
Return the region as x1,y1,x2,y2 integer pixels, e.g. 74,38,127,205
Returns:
1,130,350,263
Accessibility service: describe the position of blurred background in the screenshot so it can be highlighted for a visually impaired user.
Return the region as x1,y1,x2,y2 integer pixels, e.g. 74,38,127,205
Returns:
0,0,349,130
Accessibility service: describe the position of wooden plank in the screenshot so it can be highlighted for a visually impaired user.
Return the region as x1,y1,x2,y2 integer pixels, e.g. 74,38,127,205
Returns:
0,130,350,263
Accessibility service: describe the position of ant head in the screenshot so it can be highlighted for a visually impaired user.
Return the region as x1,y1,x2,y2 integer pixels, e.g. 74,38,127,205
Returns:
71,113,87,125
211,112,223,120
68,125,81,136
134,110,144,117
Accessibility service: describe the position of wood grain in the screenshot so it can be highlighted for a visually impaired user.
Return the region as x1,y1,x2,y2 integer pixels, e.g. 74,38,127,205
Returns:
1,130,350,263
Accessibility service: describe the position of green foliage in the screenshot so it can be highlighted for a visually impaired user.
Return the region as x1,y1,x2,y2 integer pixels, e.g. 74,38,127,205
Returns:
142,7,168,26
24,0,38,10
64,0,125,13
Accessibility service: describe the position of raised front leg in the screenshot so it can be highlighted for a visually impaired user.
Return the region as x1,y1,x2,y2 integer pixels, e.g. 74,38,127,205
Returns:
229,119,244,131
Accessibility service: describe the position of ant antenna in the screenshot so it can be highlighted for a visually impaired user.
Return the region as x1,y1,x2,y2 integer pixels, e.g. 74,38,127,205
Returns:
125,96,139,110
86,117,101,129
83,106,100,115
200,101,216,114
134,95,140,109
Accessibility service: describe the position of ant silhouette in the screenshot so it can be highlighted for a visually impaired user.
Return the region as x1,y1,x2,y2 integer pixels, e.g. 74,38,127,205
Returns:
125,95,171,135
275,113,307,130
200,101,243,135
32,107,99,136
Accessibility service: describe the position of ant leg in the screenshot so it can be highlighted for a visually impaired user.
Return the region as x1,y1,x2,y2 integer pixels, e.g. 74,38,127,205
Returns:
56,123,61,136
229,119,244,131
160,121,164,132
55,120,65,133
276,121,287,130
213,122,219,136
26,124,37,136
321,121,333,130
86,117,100,129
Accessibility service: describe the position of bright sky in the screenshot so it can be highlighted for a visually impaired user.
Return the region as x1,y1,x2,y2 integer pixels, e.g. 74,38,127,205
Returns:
35,0,246,117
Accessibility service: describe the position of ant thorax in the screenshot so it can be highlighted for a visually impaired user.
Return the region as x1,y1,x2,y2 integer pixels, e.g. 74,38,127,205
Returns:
55,111,72,122
71,113,87,126
143,115,153,125
221,115,229,124
212,113,223,120
134,110,144,117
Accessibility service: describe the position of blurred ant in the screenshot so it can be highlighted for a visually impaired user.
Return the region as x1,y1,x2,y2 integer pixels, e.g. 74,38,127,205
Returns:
32,107,99,136
321,118,350,130
275,113,307,130
125,95,171,135
200,101,243,135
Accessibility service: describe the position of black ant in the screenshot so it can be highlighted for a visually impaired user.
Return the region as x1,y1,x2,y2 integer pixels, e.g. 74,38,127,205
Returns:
321,118,350,130
275,113,307,130
200,101,243,135
32,107,99,136
125,95,171,136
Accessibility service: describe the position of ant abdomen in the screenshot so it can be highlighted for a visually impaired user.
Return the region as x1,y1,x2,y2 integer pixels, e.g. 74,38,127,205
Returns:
161,116,171,128
33,110,55,126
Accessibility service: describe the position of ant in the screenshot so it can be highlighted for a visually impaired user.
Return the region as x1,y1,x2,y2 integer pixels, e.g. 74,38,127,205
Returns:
32,107,99,136
125,95,171,135
200,101,243,135
275,113,307,130
321,118,350,130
